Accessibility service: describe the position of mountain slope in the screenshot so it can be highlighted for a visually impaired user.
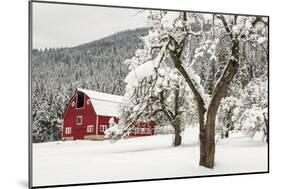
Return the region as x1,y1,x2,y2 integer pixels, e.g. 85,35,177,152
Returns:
31,27,149,143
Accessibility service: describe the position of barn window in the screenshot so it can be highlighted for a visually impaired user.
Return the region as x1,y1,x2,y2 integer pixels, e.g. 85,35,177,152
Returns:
77,116,83,125
134,128,140,135
140,128,146,134
100,125,107,132
87,125,94,133
76,92,85,108
146,128,151,134
65,127,71,134
71,101,75,107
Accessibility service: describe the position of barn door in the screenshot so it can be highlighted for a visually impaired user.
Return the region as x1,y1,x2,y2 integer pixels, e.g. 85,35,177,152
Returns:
77,127,84,139
74,127,84,140
74,115,84,140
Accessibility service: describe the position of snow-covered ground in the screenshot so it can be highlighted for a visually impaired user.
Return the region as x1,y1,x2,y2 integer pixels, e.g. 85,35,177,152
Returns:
32,127,268,187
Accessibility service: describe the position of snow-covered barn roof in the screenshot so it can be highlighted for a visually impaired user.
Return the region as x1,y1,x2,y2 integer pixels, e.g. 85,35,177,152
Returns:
77,88,124,117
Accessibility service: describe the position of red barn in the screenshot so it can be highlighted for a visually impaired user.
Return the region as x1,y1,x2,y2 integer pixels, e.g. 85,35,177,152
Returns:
62,88,155,140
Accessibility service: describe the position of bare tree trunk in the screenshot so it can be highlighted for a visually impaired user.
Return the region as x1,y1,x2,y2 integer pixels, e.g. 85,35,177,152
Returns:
263,113,268,143
224,109,232,138
200,39,240,168
166,13,241,168
158,87,183,147
170,53,208,165
173,86,182,146
173,118,182,146
170,35,240,168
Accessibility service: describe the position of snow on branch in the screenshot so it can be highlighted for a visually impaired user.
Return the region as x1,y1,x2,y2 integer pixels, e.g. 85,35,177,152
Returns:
124,60,156,87
185,67,209,107
216,14,233,38
124,50,166,89
161,12,181,30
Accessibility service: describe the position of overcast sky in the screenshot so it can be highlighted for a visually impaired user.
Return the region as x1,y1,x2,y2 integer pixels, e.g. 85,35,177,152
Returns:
33,2,147,49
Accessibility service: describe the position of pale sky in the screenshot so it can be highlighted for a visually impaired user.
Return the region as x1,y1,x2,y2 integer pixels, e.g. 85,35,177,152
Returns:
32,2,147,49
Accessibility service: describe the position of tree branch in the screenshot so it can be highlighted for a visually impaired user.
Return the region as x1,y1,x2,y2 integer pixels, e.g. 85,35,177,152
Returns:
216,15,233,38
252,16,268,27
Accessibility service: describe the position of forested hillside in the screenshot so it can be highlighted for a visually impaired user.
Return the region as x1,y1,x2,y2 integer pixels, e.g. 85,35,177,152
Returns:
31,28,149,142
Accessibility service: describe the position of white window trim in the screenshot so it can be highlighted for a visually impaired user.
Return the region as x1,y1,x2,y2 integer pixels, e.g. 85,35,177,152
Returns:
146,128,151,134
87,125,94,133
77,116,83,125
134,128,140,135
96,115,99,134
65,127,72,134
76,93,85,109
140,128,146,134
100,125,107,132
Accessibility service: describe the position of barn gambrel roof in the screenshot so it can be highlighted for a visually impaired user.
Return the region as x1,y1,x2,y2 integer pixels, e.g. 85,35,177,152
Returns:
77,88,124,117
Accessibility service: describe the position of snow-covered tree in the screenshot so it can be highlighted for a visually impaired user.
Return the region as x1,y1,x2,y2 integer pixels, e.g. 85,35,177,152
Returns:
216,96,242,140
237,77,268,140
111,12,201,147
104,122,124,141
117,11,268,168
112,41,196,146
32,89,66,143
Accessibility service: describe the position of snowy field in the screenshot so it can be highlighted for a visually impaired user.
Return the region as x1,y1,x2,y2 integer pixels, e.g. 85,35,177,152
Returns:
33,127,268,187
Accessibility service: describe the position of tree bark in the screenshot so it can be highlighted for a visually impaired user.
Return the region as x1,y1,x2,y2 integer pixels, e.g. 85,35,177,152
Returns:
263,113,268,143
166,14,241,168
173,86,182,146
170,53,207,165
200,39,240,168
173,118,182,146
158,89,183,147
170,36,239,168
